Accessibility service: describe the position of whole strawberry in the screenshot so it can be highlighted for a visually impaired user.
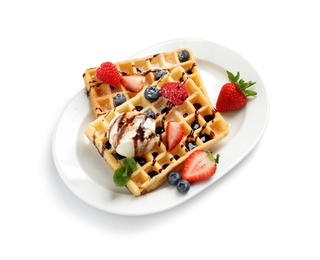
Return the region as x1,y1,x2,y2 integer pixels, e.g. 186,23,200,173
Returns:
96,61,121,86
216,71,257,112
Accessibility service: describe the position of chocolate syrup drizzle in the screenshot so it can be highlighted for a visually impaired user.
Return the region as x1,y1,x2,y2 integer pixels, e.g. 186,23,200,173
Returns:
87,54,218,179
108,112,156,158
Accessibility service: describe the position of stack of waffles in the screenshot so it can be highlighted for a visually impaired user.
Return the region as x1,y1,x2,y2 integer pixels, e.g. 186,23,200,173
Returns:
84,48,230,196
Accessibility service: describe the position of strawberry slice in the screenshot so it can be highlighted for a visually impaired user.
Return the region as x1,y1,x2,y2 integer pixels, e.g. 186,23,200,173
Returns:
120,74,146,92
166,121,184,152
181,150,219,183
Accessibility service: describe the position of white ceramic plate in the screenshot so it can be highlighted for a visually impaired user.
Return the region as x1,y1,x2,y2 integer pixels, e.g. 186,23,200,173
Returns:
52,38,269,216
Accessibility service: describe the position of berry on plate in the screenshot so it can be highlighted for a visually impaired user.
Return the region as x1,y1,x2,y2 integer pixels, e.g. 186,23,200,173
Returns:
181,150,220,183
113,93,126,107
154,69,168,80
120,74,146,92
178,49,190,62
143,109,155,119
96,62,121,86
160,82,188,106
167,171,182,186
144,86,160,102
216,71,257,112
176,179,190,194
166,120,184,152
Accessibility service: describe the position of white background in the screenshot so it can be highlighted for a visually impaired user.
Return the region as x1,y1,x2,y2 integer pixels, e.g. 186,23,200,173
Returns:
1,0,319,259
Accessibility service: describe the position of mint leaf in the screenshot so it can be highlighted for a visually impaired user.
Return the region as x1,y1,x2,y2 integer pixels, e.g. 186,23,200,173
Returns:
122,157,137,172
113,158,137,187
113,165,131,187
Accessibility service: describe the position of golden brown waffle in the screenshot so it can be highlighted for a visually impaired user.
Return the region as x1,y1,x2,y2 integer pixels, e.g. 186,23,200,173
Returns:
86,65,230,196
83,48,209,118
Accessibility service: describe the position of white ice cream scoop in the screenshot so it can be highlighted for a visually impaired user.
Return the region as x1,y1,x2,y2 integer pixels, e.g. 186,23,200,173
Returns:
107,111,156,158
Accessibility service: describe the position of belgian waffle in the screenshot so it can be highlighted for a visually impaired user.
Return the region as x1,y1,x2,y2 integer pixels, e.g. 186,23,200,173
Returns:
86,65,230,196
83,48,209,118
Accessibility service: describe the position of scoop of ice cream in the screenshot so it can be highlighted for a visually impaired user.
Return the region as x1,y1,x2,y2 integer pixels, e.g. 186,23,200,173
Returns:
107,111,156,158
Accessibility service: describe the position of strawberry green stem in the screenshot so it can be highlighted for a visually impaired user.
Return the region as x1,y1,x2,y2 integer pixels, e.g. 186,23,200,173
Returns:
226,70,257,97
206,151,220,164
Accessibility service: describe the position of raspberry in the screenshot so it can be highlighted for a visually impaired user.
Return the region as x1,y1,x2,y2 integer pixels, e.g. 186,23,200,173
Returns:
96,62,121,86
160,82,188,106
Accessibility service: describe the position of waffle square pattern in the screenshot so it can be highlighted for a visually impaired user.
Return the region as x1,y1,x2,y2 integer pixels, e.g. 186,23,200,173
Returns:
85,60,230,196
83,48,209,118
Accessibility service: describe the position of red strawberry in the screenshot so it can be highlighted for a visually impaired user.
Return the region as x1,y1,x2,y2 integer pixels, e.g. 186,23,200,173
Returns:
96,62,121,86
166,120,184,152
181,150,219,183
216,71,257,112
120,74,146,92
160,82,188,106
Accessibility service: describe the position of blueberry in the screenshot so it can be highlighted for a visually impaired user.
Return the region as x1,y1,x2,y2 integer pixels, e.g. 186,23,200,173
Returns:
144,86,160,102
176,179,190,194
167,171,182,186
178,50,190,62
144,109,155,119
154,70,168,80
113,93,126,107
